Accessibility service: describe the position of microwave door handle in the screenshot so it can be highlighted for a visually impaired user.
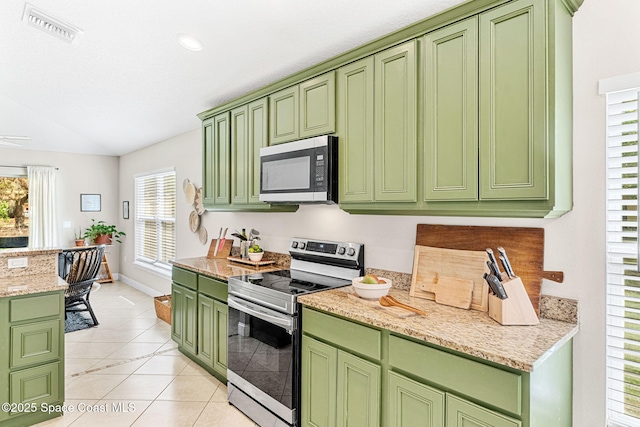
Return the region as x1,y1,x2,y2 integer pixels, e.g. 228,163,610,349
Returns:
228,297,293,332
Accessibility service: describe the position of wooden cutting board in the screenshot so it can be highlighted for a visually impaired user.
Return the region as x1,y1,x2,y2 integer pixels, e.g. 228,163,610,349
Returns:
415,224,564,316
410,246,489,311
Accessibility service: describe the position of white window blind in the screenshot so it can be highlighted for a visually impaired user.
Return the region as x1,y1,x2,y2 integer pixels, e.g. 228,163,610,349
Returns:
134,170,176,270
607,88,640,427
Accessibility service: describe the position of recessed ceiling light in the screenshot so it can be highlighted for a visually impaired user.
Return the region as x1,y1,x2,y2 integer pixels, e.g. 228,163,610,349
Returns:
177,33,203,52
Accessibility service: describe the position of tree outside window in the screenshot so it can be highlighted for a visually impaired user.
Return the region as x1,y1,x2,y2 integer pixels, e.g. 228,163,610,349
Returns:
0,177,29,248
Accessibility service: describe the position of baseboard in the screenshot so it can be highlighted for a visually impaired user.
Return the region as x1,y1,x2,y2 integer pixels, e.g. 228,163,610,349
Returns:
118,274,165,297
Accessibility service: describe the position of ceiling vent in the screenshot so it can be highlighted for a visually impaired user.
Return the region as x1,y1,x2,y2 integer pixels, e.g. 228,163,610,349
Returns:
22,4,82,43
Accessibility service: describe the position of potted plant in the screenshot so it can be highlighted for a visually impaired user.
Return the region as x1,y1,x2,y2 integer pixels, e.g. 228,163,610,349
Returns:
83,219,126,245
73,227,85,247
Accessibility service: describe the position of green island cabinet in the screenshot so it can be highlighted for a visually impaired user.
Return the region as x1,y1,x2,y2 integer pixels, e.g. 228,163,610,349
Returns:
0,291,65,427
198,0,581,217
171,267,228,381
301,307,572,427
270,71,336,145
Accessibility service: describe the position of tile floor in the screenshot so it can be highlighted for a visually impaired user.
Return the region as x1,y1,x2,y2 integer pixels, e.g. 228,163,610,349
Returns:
35,281,257,427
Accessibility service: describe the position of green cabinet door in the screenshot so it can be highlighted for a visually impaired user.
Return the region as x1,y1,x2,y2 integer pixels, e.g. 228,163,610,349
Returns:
171,284,184,345
446,394,521,427
196,293,215,367
374,40,417,202
182,287,198,356
300,71,336,138
212,300,228,378
248,97,269,204
213,112,231,205
202,117,215,206
337,57,375,204
479,0,546,200
302,335,337,427
9,362,60,410
388,371,445,427
270,86,299,144
336,350,381,427
424,18,478,201
231,105,249,205
10,319,60,369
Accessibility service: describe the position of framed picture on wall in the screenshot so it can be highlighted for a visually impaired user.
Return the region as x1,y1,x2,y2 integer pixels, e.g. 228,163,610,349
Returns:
80,194,101,212
123,201,129,219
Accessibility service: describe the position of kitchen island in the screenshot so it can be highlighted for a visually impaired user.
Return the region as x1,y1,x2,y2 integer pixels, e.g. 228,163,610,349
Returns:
0,248,67,427
298,287,579,426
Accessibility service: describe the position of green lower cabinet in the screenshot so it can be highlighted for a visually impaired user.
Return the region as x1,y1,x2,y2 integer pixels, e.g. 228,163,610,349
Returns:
446,395,521,427
388,371,445,427
171,282,198,357
302,335,337,427
212,300,228,378
9,362,60,411
196,294,215,367
336,351,381,427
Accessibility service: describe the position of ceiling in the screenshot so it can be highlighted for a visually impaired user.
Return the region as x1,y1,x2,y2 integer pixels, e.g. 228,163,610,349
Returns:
0,0,465,156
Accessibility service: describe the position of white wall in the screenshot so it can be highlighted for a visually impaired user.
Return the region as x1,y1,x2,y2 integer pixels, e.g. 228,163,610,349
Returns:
1,147,120,271
115,1,640,424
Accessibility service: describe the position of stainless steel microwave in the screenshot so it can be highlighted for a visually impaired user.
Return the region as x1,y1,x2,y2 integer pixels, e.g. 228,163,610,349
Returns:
259,135,338,204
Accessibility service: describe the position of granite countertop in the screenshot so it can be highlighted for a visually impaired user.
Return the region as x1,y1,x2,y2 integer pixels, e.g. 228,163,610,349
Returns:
298,286,579,372
0,247,61,257
171,254,288,281
0,274,68,298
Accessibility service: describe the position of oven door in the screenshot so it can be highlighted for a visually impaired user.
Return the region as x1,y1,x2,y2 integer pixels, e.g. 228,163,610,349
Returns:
227,295,298,426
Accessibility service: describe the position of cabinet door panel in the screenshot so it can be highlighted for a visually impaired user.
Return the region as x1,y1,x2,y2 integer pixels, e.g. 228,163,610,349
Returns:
248,98,269,203
300,72,336,138
202,118,215,206
479,0,546,200
213,112,231,205
270,86,299,144
213,300,228,378
424,18,478,201
171,284,184,345
374,41,417,202
337,57,375,203
11,320,60,368
197,294,215,367
446,394,521,427
336,350,381,427
10,362,60,410
302,335,337,427
182,288,198,356
388,371,445,427
231,105,249,204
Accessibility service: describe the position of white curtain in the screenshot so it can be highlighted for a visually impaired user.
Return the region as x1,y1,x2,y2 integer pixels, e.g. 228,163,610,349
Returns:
27,166,58,248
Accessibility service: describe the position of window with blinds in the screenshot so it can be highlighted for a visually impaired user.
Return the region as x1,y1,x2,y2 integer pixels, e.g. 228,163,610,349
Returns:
134,170,176,271
607,88,640,427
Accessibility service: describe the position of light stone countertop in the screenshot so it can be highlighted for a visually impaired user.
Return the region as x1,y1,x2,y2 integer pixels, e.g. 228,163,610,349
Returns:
171,253,288,281
298,286,579,372
0,273,68,298
0,247,61,257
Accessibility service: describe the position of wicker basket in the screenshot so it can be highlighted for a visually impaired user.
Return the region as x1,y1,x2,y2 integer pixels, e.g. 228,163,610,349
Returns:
154,295,171,324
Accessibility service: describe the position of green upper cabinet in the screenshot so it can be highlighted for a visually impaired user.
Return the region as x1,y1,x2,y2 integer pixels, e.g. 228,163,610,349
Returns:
270,72,336,144
202,117,215,206
424,17,478,201
231,105,249,204
300,71,336,138
337,57,375,204
248,97,269,204
479,0,546,200
270,86,299,144
210,112,230,206
374,40,418,203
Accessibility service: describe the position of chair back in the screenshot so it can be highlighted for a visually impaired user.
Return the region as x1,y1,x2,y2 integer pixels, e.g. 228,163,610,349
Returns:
58,245,106,284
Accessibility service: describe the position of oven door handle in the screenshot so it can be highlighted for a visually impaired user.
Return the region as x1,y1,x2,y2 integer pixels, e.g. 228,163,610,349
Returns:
228,297,294,332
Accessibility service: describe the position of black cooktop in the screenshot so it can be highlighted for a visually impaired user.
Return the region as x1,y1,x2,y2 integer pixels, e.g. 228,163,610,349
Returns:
239,269,352,296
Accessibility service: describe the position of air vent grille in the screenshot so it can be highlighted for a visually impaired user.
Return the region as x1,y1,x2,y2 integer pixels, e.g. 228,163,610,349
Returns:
22,4,82,43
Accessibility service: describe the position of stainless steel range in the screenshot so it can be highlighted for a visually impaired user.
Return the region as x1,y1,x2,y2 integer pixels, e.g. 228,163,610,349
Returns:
227,238,364,427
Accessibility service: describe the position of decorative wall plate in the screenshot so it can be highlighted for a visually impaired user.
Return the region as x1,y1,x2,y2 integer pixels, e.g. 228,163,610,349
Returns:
189,210,200,233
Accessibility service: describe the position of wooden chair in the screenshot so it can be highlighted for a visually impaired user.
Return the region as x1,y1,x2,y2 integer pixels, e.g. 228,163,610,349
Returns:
58,245,106,326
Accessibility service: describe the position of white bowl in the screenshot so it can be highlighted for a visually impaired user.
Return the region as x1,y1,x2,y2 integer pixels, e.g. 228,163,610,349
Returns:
248,251,264,262
352,277,392,300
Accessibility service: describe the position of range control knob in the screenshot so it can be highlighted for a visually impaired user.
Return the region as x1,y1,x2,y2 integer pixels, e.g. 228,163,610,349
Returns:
299,242,306,250
291,241,298,248
338,247,346,255
347,248,356,256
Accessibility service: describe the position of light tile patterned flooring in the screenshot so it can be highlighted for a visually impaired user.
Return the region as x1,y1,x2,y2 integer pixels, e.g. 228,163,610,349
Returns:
35,281,257,427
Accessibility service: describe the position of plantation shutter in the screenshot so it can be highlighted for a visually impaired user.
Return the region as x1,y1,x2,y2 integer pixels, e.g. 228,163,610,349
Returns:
134,170,176,268
607,88,640,427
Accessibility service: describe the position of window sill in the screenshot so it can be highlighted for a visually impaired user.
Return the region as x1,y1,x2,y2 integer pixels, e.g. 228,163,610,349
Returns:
133,261,171,279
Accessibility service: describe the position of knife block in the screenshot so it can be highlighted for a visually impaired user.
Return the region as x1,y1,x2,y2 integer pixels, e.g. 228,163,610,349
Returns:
488,277,539,326
207,239,233,259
